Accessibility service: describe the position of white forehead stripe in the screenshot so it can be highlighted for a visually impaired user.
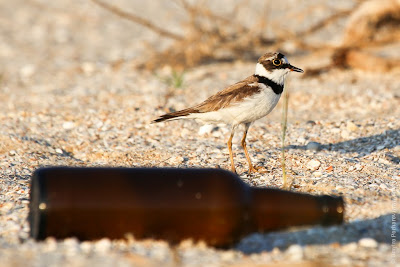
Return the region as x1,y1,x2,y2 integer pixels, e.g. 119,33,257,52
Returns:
266,55,276,60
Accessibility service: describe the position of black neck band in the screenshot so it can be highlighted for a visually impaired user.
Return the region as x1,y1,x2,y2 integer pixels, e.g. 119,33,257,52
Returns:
254,75,284,94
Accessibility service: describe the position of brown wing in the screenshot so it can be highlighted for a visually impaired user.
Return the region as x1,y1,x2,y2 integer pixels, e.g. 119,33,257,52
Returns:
194,75,261,112
152,75,261,123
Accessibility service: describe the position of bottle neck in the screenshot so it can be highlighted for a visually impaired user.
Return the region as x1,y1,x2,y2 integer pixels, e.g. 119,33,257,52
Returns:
249,188,344,232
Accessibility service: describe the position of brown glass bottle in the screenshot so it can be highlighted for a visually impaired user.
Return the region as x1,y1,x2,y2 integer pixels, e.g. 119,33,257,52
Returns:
29,167,344,247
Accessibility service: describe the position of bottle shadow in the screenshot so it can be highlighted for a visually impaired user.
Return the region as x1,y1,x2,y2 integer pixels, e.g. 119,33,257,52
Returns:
286,128,399,160
236,213,399,254
234,129,400,253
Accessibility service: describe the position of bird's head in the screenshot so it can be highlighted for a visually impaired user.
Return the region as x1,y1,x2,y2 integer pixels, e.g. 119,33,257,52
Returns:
255,52,304,85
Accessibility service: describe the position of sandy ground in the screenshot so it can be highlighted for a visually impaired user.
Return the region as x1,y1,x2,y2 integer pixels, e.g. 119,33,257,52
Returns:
0,0,399,266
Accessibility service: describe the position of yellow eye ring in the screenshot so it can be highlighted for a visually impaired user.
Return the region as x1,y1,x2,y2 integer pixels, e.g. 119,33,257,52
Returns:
273,59,282,66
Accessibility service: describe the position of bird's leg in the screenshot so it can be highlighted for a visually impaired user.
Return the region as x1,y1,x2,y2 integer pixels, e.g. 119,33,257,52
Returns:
227,131,236,173
241,123,264,173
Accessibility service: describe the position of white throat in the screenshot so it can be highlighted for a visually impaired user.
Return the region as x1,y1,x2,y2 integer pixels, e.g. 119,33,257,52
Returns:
255,63,290,85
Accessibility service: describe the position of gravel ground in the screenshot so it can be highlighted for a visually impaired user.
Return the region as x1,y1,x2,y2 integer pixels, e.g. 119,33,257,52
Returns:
1,0,399,266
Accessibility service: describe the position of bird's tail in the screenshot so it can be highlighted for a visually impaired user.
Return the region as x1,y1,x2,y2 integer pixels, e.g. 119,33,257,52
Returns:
152,107,200,123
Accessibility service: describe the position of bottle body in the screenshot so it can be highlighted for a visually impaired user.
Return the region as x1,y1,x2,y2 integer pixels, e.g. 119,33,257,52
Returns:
30,167,252,246
29,167,344,246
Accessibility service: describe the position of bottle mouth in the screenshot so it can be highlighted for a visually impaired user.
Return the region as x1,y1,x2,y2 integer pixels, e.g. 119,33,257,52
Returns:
29,169,48,240
319,195,345,225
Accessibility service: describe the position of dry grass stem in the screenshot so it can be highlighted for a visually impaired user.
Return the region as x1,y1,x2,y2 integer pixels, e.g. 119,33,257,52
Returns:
281,88,290,189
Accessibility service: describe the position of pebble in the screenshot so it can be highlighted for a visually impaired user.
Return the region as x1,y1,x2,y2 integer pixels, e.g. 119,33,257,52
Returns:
369,183,379,188
355,164,363,171
220,251,236,262
198,124,214,135
307,159,321,170
378,158,391,165
94,238,112,253
62,121,75,130
346,121,358,132
337,256,352,265
378,244,391,253
306,141,322,152
63,238,80,255
43,237,58,252
81,62,96,75
358,238,378,248
342,242,357,252
80,241,93,253
179,128,191,137
297,137,306,144
341,130,350,139
379,183,388,190
63,237,79,245
286,244,304,261
167,156,184,165
376,145,385,150
313,171,322,177
19,64,36,79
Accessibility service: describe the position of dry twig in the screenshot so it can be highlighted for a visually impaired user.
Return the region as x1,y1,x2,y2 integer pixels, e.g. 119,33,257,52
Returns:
91,0,400,73
91,0,183,40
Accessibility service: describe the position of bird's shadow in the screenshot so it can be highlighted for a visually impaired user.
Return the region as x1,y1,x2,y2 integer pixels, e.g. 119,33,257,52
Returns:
286,128,400,161
236,213,399,254
13,134,84,163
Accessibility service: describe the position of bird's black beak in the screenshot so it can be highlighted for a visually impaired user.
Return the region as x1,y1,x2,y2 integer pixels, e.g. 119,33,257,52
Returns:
289,65,304,73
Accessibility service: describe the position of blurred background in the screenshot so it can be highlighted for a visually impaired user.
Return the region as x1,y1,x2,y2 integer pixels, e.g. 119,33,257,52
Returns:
1,0,399,77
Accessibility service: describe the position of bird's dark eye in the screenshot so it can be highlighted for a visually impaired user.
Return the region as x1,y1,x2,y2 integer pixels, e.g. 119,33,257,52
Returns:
273,59,282,66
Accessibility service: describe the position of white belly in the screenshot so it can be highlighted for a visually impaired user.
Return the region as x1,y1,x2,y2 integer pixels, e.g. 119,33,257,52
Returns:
189,86,282,126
